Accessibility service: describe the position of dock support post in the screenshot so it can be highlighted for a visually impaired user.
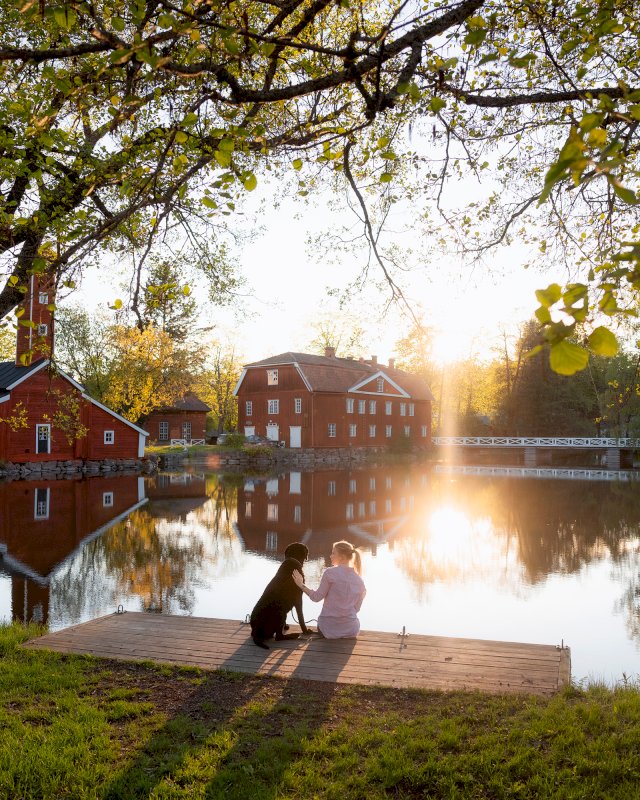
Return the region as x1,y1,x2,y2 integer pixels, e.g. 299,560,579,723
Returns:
605,448,621,469
524,447,537,467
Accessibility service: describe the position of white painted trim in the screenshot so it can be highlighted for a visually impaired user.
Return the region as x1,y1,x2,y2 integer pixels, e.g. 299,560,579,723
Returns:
138,432,146,458
4,357,50,390
0,393,9,403
293,362,313,392
35,423,51,455
349,370,410,398
232,367,247,396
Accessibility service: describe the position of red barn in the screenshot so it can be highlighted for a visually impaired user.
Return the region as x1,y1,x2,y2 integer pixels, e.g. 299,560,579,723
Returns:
143,393,211,445
234,348,433,449
0,275,148,463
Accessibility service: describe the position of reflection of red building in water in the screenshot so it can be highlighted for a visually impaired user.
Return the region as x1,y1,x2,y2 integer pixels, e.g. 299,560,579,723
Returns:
234,467,431,560
0,476,146,624
234,349,434,449
146,471,209,519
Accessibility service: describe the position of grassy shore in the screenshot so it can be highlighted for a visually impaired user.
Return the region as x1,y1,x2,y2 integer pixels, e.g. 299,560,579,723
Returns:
2,623,640,799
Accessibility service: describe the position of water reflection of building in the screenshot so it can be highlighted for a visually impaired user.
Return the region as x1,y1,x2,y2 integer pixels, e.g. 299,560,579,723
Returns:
234,467,431,561
0,476,146,624
145,472,209,519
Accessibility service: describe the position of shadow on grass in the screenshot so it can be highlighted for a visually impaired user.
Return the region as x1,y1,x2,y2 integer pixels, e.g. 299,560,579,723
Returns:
101,630,357,799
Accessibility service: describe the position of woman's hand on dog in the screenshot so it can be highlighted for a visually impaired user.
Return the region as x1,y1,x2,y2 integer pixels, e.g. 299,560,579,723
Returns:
292,569,304,589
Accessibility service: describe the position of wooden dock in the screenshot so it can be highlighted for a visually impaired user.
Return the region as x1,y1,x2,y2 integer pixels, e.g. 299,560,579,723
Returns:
24,613,570,696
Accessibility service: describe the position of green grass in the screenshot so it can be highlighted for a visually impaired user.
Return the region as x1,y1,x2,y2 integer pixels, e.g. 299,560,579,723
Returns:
3,622,640,799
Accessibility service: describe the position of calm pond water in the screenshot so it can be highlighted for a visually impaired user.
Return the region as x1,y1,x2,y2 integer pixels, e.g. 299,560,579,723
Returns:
1,462,640,684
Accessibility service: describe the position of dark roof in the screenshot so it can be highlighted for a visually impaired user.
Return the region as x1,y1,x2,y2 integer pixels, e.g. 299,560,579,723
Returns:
244,352,434,401
153,393,211,413
0,358,47,390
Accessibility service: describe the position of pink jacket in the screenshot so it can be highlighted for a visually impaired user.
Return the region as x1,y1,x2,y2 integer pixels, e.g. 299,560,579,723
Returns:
306,565,366,639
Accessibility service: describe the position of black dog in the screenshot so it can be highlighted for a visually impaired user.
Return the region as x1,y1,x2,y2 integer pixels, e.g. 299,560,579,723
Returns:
250,542,310,649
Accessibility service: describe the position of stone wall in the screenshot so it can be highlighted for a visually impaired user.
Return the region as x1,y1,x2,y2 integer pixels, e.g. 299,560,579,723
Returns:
0,457,158,481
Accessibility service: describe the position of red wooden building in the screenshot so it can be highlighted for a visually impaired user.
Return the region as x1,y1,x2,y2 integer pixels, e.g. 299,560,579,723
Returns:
143,393,211,445
0,275,148,463
234,348,433,449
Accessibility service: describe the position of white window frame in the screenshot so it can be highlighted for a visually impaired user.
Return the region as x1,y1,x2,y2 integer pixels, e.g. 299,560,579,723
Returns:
327,423,336,438
38,292,49,305
370,501,376,515
267,503,278,521
294,505,302,523
385,499,392,513
245,501,252,517
349,424,357,438
369,477,376,490
103,491,114,508
34,487,50,520
267,369,279,386
369,400,376,414
266,531,278,550
267,399,279,414
409,403,415,417
386,425,392,438
385,401,392,415
346,503,354,521
369,424,376,438
328,480,336,496
294,397,302,414
36,424,51,454
37,323,48,337
104,430,115,445
349,479,357,494
377,378,384,392
182,421,192,440
358,502,366,517
358,399,366,414
404,425,411,437
346,397,354,413
421,425,428,438
158,421,169,440
400,403,406,416
246,400,253,416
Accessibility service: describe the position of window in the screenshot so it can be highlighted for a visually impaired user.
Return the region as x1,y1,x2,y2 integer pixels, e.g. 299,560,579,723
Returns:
328,480,336,496
369,400,376,414
369,477,376,491
409,403,415,416
267,504,278,521
294,398,302,414
404,425,411,437
104,430,114,444
386,476,392,489
328,423,336,438
246,400,253,416
358,502,365,517
267,369,279,385
159,421,169,440
369,501,376,515
103,492,114,508
421,425,428,438
294,505,302,523
36,424,51,454
385,499,392,514
385,401,392,415
358,400,366,414
268,399,279,414
369,425,376,438
349,479,357,494
34,488,49,520
346,503,354,520
245,501,252,517
349,424,357,437
400,403,406,416
346,398,354,413
385,425,392,438
377,377,384,392
182,422,191,440
266,531,278,550
37,323,48,337
266,478,279,496
38,292,49,304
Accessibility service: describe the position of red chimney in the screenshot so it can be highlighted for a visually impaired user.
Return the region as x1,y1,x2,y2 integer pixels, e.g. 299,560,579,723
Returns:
16,274,55,366
324,346,336,359
388,358,395,369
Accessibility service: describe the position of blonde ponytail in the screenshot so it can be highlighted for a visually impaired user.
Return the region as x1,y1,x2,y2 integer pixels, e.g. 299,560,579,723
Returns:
333,540,363,576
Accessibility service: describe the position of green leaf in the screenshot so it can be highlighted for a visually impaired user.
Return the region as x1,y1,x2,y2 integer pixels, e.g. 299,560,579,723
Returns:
292,158,303,170
112,16,126,32
110,298,123,310
535,283,562,307
174,131,188,144
588,326,618,356
429,97,446,113
535,306,551,324
380,172,393,183
214,150,232,168
242,173,257,191
218,138,235,152
464,29,487,46
549,340,589,375
608,176,638,205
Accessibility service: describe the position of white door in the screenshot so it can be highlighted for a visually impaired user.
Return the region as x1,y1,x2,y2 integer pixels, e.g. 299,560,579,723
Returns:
289,426,302,448
244,426,255,436
266,423,279,441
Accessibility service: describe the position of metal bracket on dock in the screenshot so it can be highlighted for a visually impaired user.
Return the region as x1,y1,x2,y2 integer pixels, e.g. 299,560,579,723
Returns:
116,605,126,615
397,625,410,650
556,638,568,650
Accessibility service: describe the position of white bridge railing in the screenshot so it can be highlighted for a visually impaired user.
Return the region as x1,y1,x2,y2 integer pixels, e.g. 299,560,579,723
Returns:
434,465,640,482
431,437,640,449
170,438,205,446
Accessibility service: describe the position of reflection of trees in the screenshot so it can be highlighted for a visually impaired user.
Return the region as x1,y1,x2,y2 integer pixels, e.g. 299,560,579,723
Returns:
100,507,205,613
611,542,640,644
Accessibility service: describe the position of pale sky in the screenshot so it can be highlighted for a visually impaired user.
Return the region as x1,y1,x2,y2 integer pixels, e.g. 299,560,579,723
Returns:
77,180,547,367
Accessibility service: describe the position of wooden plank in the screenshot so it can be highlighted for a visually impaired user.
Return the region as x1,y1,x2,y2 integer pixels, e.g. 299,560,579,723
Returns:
23,613,570,695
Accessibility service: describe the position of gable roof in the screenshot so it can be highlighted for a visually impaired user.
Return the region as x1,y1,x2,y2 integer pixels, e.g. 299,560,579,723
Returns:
151,393,211,413
0,359,149,436
241,352,434,400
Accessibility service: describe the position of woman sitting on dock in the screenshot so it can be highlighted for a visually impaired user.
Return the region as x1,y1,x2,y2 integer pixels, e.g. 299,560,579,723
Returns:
293,540,366,639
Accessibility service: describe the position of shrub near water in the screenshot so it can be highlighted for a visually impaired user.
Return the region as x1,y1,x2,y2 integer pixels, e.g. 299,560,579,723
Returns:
2,623,640,798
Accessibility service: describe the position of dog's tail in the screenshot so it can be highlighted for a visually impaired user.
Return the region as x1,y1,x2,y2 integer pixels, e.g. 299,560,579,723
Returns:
252,636,269,650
